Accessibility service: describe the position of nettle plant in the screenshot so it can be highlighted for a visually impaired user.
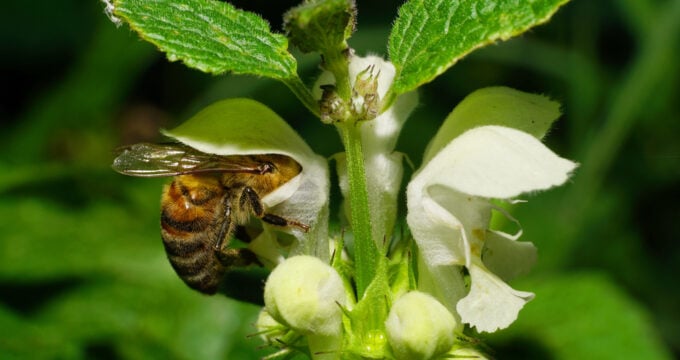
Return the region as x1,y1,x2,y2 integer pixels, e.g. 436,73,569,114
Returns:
105,0,575,359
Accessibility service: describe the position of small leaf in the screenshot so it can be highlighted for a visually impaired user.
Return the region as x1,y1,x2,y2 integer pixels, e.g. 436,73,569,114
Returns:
345,257,392,358
284,0,356,54
389,0,570,94
111,0,298,80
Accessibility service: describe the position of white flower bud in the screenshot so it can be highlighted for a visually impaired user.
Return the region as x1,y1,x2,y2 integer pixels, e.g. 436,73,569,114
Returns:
385,291,457,360
264,256,346,336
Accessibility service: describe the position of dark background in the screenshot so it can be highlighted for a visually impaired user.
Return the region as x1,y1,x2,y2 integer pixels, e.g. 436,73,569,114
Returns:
1,0,678,358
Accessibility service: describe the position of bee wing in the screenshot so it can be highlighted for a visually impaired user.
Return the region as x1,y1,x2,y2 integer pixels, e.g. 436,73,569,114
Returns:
112,142,268,177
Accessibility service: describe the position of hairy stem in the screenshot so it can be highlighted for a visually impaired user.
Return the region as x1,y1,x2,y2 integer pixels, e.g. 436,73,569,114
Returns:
323,47,352,101
338,122,377,298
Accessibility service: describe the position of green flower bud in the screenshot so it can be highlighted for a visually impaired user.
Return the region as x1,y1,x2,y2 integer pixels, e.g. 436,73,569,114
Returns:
264,256,346,336
385,291,457,360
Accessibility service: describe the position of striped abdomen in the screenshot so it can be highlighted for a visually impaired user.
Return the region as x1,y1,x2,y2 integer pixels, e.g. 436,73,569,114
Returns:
160,176,226,294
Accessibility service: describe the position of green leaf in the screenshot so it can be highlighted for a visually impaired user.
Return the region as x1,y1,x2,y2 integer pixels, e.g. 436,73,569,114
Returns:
423,86,561,163
389,0,570,94
489,273,673,360
284,0,356,54
111,0,298,80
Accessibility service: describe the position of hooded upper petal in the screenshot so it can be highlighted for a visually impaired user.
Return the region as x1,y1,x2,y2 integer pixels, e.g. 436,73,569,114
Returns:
415,125,577,199
423,86,561,164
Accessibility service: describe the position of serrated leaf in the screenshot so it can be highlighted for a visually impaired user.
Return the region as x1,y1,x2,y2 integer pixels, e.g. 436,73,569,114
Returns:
389,0,570,94
111,0,298,80
284,0,356,54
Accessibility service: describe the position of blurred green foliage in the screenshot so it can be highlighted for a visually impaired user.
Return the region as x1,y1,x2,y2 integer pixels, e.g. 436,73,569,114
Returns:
1,0,678,359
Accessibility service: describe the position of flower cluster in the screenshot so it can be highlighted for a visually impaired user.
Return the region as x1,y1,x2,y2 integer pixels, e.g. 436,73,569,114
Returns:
160,56,576,359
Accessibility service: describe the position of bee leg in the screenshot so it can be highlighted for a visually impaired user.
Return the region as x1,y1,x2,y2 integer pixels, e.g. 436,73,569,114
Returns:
262,213,310,232
240,186,264,217
241,187,310,232
214,195,235,252
215,248,262,267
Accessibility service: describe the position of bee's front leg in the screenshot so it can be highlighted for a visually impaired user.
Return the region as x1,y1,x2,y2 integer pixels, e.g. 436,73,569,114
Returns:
241,186,309,232
261,213,310,232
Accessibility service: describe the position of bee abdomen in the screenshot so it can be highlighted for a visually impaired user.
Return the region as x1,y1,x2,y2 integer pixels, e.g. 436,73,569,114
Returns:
161,230,224,294
161,210,210,233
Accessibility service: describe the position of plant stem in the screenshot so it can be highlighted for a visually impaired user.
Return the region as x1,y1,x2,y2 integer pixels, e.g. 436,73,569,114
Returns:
323,47,352,100
284,76,321,118
338,122,377,299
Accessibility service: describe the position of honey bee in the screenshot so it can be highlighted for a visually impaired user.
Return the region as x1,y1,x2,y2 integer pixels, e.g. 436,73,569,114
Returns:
112,142,309,294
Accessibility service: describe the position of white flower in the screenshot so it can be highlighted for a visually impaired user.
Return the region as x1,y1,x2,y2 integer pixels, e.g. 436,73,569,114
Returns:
406,88,577,333
162,98,330,264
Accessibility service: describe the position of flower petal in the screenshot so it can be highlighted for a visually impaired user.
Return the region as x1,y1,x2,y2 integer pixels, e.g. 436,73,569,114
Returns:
456,260,534,333
416,254,467,325
423,87,561,164
406,187,468,267
247,229,285,268
417,125,577,199
163,98,330,260
407,182,493,267
483,230,537,282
